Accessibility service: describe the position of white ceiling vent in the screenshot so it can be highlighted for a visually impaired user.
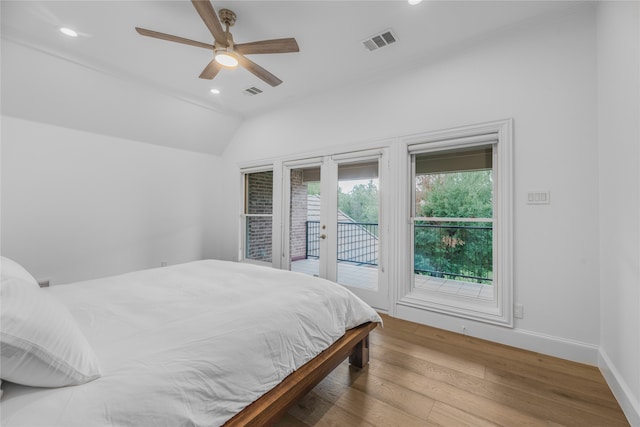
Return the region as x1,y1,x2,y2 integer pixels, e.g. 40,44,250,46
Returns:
244,86,263,96
362,29,398,52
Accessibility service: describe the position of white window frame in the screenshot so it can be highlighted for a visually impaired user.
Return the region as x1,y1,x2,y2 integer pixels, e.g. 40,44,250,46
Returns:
398,119,514,327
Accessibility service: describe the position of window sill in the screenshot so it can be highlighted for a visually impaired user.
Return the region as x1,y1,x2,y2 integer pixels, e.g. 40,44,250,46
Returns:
398,285,513,327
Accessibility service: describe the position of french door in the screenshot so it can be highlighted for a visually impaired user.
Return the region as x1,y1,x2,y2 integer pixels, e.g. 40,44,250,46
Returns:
282,150,389,311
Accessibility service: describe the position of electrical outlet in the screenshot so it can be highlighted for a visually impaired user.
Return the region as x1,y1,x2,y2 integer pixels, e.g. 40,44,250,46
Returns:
161,261,168,267
461,325,467,335
514,304,524,319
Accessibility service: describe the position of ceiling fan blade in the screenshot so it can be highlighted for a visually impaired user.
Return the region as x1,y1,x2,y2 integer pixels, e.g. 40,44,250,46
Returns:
234,38,300,55
191,0,227,47
236,53,283,87
135,27,214,50
199,59,222,79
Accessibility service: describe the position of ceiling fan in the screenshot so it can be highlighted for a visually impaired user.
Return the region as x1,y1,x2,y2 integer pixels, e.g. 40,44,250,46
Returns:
135,0,299,87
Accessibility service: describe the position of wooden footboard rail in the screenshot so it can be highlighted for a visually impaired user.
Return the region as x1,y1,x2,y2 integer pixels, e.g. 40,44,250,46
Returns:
224,321,378,427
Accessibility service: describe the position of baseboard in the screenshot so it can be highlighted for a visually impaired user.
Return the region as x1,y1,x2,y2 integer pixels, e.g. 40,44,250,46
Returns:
395,305,600,365
599,348,640,427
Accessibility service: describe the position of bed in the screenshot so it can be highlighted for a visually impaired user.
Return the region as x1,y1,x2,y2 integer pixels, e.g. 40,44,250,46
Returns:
0,258,381,426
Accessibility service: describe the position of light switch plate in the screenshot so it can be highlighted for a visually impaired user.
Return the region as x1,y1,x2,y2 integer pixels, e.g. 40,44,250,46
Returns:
527,191,550,205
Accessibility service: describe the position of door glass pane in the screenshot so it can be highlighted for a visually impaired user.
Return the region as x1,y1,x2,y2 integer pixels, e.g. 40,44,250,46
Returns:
289,167,320,277
336,161,379,290
244,171,273,263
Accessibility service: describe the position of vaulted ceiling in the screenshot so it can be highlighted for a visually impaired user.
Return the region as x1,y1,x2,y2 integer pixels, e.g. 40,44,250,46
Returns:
1,1,579,155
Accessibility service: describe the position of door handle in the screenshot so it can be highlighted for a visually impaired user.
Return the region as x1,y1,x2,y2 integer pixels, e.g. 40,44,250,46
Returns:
320,234,327,239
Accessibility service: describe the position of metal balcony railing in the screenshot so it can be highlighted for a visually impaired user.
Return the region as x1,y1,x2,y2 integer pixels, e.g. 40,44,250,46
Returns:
304,220,493,284
414,222,493,284
305,221,378,266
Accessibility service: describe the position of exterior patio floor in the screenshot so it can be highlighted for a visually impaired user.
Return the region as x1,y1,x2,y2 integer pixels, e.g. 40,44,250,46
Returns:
414,275,494,299
291,258,378,291
292,258,493,300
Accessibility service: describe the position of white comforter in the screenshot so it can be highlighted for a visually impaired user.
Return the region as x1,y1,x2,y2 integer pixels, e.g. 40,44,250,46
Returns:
1,260,381,426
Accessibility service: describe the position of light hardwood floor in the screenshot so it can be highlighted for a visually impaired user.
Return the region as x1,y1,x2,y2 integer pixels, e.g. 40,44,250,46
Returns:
275,313,629,427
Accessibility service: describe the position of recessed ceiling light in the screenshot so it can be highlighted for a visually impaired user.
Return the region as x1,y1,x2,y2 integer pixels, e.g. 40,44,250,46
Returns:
210,88,221,95
60,27,78,37
408,0,423,5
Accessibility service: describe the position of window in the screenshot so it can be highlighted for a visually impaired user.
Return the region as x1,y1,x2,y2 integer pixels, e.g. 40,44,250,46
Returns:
243,170,273,264
401,120,513,326
413,147,494,291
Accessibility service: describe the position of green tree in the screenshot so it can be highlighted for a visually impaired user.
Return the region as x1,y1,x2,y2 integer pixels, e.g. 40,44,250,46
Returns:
420,171,492,218
307,181,320,195
338,181,379,223
415,170,493,284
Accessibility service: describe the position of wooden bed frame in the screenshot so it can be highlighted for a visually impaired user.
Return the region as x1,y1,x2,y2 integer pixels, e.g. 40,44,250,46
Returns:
224,321,378,426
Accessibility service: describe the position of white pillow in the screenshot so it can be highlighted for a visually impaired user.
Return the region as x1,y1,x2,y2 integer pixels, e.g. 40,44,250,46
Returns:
0,256,39,288
0,276,102,387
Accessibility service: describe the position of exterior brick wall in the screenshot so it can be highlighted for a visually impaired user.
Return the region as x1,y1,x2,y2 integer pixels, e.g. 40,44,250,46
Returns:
246,171,273,262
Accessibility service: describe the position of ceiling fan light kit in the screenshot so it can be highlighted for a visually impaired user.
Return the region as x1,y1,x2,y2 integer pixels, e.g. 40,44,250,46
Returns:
135,0,299,87
214,50,238,68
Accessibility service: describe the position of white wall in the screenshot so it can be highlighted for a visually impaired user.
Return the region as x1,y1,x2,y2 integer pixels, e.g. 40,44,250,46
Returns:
597,2,640,425
1,116,221,284
219,5,602,362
